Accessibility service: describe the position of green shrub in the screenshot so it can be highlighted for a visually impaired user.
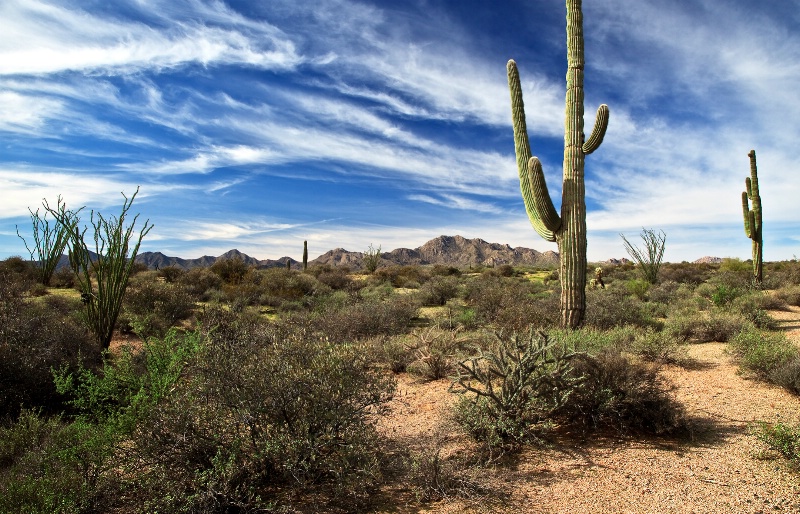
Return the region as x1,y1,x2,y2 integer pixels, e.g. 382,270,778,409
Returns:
290,294,419,343
584,288,659,330
372,335,417,373
464,274,549,328
210,256,251,284
752,422,800,467
730,293,778,330
417,275,462,306
625,279,650,301
709,284,742,307
493,290,560,332
372,264,431,288
629,328,687,363
664,309,746,343
314,266,355,290
729,326,798,378
178,266,223,301
659,261,715,285
773,286,800,307
125,313,395,511
770,357,800,395
550,326,637,355
157,265,185,283
120,275,196,339
0,411,107,514
648,280,691,305
0,276,94,419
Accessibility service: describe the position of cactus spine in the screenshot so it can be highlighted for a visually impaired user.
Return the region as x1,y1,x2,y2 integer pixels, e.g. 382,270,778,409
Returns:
303,240,308,271
742,150,763,285
508,0,609,328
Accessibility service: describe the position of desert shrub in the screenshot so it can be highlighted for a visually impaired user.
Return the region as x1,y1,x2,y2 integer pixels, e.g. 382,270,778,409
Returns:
50,266,78,289
297,294,419,343
493,290,560,333
430,264,462,277
244,267,328,308
772,286,800,307
711,258,756,290
729,326,798,378
0,256,38,283
550,326,637,355
664,309,746,343
464,275,542,325
0,276,93,419
120,275,196,339
0,411,111,514
372,264,430,288
629,328,687,364
659,261,715,285
559,350,686,435
125,314,395,511
372,335,417,373
770,357,800,395
700,283,743,307
452,330,582,450
405,437,482,503
157,265,185,283
417,275,462,306
764,260,800,288
730,293,778,330
752,422,800,467
178,266,223,301
584,288,659,330
625,278,651,301
406,327,471,380
2,331,203,513
315,266,355,290
210,256,251,285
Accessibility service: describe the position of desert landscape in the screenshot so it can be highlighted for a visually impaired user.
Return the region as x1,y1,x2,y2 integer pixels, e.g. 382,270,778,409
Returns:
3,237,800,513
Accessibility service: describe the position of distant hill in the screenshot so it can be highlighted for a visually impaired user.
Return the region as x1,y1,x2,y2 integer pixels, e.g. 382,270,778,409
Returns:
134,235,559,271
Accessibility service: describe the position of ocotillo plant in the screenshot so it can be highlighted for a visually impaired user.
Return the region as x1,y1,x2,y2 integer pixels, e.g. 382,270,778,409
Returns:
508,0,609,328
742,149,763,285
303,240,308,271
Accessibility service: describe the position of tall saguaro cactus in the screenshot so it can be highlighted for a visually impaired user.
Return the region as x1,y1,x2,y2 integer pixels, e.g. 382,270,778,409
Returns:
508,0,609,328
742,149,763,285
303,240,308,271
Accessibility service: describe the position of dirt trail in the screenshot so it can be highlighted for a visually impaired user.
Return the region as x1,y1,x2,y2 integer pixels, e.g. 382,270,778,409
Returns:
376,308,800,513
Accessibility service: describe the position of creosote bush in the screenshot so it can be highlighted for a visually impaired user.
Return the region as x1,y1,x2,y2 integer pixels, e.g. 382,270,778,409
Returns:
0,272,94,419
560,350,686,435
126,308,396,511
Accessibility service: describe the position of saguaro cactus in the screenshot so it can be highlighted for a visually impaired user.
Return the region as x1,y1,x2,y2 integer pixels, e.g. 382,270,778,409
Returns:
508,0,609,328
303,240,308,271
742,149,763,285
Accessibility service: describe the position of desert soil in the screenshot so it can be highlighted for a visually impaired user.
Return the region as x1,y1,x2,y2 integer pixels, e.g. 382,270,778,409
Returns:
376,306,800,514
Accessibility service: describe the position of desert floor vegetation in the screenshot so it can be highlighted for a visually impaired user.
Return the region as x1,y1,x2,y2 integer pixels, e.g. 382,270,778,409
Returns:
2,257,800,512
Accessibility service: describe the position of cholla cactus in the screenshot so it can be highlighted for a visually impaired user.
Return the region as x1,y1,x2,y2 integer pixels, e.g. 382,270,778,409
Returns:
508,0,609,328
742,150,763,284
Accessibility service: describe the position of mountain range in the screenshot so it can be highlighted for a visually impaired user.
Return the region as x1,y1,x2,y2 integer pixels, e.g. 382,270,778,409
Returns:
135,235,560,271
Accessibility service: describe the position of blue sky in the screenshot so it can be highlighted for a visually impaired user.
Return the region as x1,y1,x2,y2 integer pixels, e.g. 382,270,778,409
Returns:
2,0,798,263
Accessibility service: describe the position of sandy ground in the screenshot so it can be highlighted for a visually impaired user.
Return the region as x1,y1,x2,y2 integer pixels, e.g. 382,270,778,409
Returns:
375,306,800,513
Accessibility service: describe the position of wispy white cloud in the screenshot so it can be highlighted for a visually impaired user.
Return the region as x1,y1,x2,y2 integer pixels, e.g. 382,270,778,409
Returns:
0,0,302,76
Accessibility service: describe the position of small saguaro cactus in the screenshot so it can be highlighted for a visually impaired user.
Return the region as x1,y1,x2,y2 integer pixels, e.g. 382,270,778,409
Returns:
742,149,763,285
508,0,609,328
303,240,308,271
